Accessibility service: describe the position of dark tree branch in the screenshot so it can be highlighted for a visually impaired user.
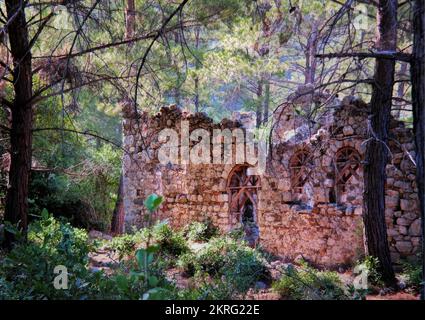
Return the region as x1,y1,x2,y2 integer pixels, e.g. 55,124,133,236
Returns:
316,51,412,62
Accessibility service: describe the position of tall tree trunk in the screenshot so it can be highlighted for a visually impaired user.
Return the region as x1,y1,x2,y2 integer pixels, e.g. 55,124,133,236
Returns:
111,0,136,234
256,79,263,128
3,0,33,249
194,76,199,113
194,27,200,113
124,0,135,40
411,0,425,300
263,77,270,124
304,22,318,85
363,0,397,286
110,175,125,234
396,62,408,118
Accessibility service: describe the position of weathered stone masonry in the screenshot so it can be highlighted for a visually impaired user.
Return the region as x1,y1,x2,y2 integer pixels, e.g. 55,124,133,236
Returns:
122,97,421,268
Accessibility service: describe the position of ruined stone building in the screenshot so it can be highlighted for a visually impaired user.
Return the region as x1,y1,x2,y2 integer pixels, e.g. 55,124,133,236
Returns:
121,95,420,268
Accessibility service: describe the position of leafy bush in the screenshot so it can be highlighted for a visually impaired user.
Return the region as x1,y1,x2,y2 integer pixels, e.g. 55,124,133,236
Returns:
0,209,178,300
177,236,269,298
28,144,121,231
355,256,382,286
176,279,241,300
151,221,188,257
107,246,176,300
108,229,149,260
0,210,99,299
272,264,348,300
402,258,422,291
108,221,188,264
184,219,219,242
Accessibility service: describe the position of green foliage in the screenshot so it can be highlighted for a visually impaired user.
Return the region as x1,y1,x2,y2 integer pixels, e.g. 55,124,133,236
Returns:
29,144,121,231
151,221,189,258
109,246,175,300
177,236,269,298
401,258,423,291
355,256,382,286
184,219,219,242
108,229,149,259
272,264,347,300
109,220,188,262
0,211,97,299
144,194,164,213
0,211,177,300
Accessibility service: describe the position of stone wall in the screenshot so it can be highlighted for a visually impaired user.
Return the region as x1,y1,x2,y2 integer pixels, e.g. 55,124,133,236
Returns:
122,97,420,267
121,103,242,232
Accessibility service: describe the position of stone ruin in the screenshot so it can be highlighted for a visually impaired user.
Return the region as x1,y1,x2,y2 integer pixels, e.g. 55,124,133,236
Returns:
121,96,421,268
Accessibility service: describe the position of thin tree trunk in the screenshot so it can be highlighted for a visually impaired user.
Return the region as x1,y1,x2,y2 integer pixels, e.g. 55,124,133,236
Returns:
351,30,366,96
304,22,318,85
411,0,425,300
110,175,124,234
3,0,33,249
124,0,135,40
111,0,136,234
194,76,199,112
194,26,200,113
256,79,263,128
363,0,397,286
396,62,408,118
263,77,270,124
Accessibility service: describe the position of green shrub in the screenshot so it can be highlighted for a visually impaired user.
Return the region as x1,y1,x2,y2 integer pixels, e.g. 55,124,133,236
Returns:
177,236,269,298
177,279,238,300
0,210,100,299
109,220,188,261
108,229,149,260
195,237,229,275
177,252,198,276
106,247,176,300
272,264,348,300
227,226,245,241
151,221,188,257
0,210,178,300
28,144,121,231
355,256,382,286
184,219,219,242
402,258,422,291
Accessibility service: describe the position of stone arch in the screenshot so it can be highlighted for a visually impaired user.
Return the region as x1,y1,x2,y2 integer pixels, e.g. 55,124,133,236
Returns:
289,149,313,193
335,146,362,202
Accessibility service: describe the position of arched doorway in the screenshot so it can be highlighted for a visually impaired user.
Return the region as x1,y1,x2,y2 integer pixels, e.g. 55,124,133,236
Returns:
227,165,260,246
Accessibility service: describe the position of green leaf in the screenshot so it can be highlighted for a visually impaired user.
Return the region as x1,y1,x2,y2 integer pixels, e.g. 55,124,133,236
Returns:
148,276,159,287
146,244,160,254
41,208,49,220
3,222,18,235
115,275,128,291
143,194,164,213
135,249,154,270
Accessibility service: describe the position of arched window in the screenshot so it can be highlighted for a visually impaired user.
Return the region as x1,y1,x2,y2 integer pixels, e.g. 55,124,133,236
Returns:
289,150,313,193
227,165,260,246
335,147,361,193
227,165,260,221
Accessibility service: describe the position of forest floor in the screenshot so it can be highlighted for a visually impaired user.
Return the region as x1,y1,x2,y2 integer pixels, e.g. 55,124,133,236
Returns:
87,231,419,300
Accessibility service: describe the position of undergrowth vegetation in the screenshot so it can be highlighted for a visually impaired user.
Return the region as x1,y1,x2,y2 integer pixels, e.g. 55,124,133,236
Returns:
272,262,349,300
1,196,419,300
0,211,270,300
401,257,423,293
